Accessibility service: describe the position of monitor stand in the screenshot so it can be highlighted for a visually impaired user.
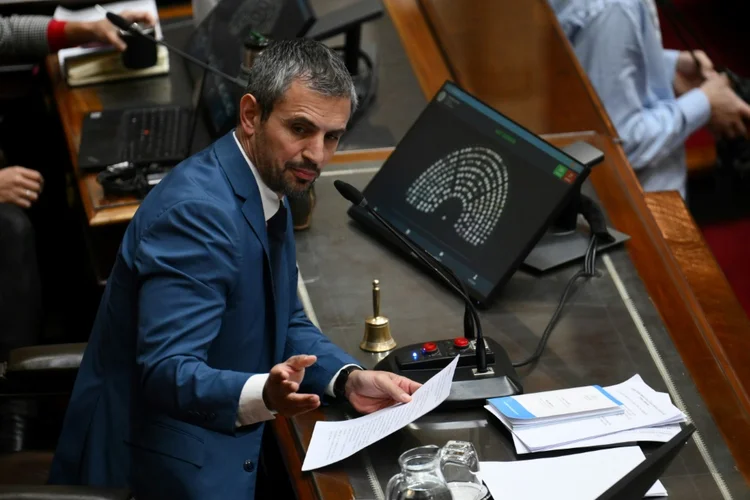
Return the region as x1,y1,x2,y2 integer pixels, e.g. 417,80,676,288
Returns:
523,185,629,273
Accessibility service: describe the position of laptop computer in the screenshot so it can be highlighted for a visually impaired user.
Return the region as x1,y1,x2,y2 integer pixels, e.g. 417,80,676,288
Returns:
348,80,592,306
77,0,315,172
596,423,696,499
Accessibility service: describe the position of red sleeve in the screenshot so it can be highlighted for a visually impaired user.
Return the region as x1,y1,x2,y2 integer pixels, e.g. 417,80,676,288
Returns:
46,20,69,52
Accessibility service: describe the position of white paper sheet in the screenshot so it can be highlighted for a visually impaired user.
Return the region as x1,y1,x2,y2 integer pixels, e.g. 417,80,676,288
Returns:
478,447,668,500
54,0,162,73
509,375,685,452
301,355,459,471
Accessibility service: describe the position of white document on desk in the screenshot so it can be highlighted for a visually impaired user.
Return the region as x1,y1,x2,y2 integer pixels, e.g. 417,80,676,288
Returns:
478,446,668,500
54,0,163,73
490,394,682,454
510,375,685,452
301,355,459,472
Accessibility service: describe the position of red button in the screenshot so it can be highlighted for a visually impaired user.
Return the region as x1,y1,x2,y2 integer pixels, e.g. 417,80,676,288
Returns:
422,342,438,354
454,337,469,349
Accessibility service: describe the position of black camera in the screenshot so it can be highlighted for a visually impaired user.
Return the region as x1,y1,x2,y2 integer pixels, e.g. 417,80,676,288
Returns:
715,68,750,176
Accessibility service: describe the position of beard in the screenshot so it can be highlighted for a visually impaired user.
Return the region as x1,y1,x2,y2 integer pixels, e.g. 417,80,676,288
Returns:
253,126,319,200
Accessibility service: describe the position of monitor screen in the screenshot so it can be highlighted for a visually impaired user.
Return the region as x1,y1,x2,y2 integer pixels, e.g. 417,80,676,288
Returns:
184,0,315,138
358,81,590,304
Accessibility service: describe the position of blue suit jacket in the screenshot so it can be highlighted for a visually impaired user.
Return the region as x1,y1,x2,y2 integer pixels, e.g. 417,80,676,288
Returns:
48,131,358,499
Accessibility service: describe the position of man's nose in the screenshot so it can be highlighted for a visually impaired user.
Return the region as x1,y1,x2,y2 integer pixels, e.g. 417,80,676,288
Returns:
302,135,326,166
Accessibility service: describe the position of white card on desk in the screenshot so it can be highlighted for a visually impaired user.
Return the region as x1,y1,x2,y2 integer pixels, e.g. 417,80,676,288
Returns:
301,355,459,471
479,447,668,500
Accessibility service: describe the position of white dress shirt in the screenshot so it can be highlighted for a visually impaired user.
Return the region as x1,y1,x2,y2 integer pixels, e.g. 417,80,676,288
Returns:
232,132,358,426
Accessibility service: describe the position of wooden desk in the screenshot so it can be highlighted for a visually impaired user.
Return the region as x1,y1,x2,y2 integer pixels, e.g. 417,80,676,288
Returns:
44,5,194,227
259,0,750,494
275,134,748,499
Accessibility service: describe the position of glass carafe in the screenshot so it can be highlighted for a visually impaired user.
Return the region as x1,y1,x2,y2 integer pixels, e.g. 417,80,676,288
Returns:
386,441,489,500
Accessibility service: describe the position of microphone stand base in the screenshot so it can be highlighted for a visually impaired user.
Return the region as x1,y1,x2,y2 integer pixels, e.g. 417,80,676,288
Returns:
373,336,523,410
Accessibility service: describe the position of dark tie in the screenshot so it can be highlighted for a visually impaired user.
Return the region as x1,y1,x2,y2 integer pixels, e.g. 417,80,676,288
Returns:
267,202,287,241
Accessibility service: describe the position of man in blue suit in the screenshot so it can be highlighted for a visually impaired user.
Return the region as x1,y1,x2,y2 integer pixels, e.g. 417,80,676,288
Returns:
48,38,421,499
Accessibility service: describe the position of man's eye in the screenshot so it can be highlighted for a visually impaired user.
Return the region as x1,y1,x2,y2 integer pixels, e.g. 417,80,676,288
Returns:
292,125,306,135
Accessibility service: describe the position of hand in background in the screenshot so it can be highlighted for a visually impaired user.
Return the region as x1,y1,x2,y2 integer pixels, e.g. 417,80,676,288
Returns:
263,355,321,417
345,370,422,414
0,167,44,208
701,72,750,139
674,50,714,96
65,10,156,51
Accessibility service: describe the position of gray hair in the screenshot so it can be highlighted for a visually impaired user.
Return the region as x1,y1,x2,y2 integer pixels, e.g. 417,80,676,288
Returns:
244,38,358,121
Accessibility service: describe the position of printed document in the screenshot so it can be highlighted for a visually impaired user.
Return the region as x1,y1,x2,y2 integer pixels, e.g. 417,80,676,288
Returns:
489,394,682,454
487,384,624,427
479,446,668,499
508,375,685,452
301,355,459,471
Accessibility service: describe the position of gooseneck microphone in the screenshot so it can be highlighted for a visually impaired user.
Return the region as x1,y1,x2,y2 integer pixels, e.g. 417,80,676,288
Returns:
104,10,247,88
333,180,489,374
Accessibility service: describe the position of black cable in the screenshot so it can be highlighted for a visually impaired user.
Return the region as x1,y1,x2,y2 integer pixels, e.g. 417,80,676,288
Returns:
513,235,599,368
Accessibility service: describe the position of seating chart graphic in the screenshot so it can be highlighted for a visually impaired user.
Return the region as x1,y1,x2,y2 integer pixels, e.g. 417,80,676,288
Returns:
405,146,509,246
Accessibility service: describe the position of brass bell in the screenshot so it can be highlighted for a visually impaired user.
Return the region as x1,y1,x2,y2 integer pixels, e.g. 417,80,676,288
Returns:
360,279,397,352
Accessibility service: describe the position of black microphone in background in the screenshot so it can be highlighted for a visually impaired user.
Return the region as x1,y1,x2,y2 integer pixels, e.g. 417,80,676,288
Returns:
333,180,488,373
105,10,247,88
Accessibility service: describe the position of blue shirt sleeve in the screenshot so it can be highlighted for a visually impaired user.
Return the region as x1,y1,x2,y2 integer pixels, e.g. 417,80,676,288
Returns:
571,4,710,170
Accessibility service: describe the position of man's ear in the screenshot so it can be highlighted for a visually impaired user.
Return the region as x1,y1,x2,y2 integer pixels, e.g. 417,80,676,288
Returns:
239,93,261,136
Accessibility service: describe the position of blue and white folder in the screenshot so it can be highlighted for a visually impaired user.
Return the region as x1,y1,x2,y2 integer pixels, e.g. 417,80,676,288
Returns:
487,385,624,428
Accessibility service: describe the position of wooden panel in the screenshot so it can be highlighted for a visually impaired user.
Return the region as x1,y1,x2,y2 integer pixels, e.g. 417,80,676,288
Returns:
419,0,616,137
646,191,750,424
382,0,452,100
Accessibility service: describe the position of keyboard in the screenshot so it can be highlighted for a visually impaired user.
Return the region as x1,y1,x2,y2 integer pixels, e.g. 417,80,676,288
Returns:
119,106,193,164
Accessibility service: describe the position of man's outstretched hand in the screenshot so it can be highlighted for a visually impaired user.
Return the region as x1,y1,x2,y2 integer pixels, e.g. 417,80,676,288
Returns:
345,370,422,414
263,355,321,417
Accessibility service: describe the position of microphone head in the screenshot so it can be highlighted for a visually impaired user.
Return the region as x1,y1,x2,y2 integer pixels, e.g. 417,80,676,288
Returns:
106,11,134,31
333,180,366,206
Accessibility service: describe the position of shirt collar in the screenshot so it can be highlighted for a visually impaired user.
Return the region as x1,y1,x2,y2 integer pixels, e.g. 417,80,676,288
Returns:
233,131,280,222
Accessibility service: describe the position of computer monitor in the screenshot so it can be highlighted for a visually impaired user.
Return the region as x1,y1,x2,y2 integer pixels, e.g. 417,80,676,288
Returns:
348,81,591,306
183,0,315,137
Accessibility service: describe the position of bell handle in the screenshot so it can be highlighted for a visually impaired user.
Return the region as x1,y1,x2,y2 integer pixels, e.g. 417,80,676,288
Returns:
372,279,381,317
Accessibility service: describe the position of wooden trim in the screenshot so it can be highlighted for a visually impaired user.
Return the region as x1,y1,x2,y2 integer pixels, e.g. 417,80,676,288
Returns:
272,413,355,500
271,417,322,500
382,0,453,100
331,147,393,164
158,4,193,20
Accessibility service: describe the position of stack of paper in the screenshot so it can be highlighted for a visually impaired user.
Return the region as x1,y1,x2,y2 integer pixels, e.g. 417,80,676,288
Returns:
486,375,686,454
487,384,625,428
478,446,668,499
54,0,169,87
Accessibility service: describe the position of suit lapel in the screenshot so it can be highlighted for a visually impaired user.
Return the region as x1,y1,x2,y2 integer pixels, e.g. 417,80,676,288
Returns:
213,131,280,350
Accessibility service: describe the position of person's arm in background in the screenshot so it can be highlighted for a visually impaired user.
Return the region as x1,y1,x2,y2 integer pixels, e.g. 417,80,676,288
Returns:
0,10,155,59
572,4,710,170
